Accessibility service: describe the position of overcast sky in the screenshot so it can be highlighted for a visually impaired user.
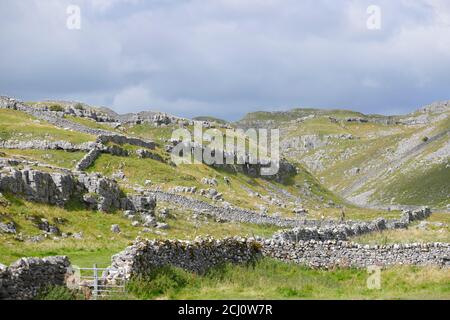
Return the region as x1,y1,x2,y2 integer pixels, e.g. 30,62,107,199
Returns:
1,0,450,120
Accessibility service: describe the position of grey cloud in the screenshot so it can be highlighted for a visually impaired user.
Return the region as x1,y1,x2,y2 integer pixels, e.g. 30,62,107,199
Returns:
0,0,449,120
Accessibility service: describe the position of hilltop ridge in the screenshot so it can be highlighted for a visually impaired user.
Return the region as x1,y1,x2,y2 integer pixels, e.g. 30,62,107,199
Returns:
234,101,450,209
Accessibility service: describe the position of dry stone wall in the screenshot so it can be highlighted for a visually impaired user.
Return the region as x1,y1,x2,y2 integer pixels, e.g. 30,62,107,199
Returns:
107,237,261,281
0,237,448,299
0,256,71,300
273,208,432,242
149,190,305,227
0,140,98,151
106,236,449,285
262,240,450,269
149,190,432,236
75,149,102,171
97,135,155,150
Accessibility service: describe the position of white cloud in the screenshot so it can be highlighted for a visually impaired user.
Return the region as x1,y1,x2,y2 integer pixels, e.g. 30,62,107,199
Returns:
112,85,152,111
87,0,143,12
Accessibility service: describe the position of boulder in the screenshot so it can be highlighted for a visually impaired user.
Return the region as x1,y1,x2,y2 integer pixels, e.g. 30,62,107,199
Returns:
111,224,121,233
158,208,170,218
0,222,16,234
293,207,308,215
72,232,83,239
156,222,169,230
201,177,218,186
142,215,157,227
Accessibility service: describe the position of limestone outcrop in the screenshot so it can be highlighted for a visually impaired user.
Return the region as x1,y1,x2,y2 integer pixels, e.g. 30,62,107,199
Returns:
0,167,77,206
0,163,156,213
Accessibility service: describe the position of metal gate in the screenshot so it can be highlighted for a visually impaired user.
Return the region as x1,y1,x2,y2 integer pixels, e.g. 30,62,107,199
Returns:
74,264,126,300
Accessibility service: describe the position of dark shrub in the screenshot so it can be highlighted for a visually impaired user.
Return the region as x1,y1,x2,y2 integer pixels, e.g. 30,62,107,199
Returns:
126,266,191,299
35,286,78,300
49,104,64,112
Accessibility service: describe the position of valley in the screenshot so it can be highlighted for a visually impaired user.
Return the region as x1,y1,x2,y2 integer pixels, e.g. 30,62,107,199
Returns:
0,96,448,300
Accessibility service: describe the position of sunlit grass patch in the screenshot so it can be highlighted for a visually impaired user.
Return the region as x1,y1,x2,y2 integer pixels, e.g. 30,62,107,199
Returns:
125,258,450,300
0,109,94,144
0,149,85,169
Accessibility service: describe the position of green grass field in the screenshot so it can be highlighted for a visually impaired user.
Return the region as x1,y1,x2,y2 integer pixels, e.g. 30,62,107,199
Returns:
0,195,280,267
38,258,450,300
0,149,85,169
354,213,450,244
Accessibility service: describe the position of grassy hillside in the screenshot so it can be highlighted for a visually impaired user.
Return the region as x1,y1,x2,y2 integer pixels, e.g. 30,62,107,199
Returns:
0,195,279,266
193,116,228,125
370,162,450,207
1,102,449,300
249,106,450,209
239,108,365,123
0,106,419,270
0,149,85,169
0,109,94,144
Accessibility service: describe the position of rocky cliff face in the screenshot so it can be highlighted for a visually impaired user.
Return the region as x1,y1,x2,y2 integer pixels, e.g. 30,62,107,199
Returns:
0,167,77,206
0,163,156,213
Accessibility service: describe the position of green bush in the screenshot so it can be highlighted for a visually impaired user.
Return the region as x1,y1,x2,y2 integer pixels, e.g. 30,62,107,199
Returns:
126,266,192,299
0,129,12,141
49,104,64,112
35,286,78,300
74,103,84,111
422,136,429,142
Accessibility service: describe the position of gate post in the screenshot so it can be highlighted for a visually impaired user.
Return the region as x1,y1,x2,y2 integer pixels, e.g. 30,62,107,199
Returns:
93,264,98,300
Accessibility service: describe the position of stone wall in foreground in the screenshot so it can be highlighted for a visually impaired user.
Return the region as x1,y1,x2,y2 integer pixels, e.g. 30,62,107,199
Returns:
0,256,71,300
107,238,261,282
1,238,448,300
106,237,449,284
